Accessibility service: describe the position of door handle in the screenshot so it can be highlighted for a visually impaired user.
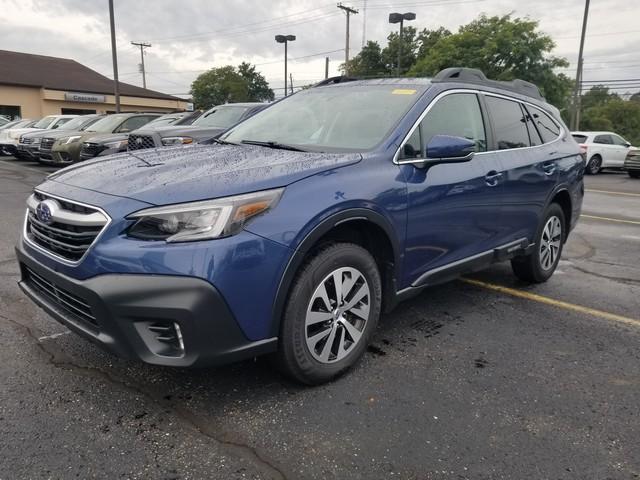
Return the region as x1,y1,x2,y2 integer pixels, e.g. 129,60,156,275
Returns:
485,170,503,187
542,161,557,176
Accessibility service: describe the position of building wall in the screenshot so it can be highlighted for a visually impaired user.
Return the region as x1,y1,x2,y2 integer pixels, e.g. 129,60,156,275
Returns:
0,85,189,118
0,85,42,118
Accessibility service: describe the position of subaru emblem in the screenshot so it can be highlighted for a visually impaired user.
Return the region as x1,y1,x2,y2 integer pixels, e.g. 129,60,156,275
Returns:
35,200,56,225
136,137,143,144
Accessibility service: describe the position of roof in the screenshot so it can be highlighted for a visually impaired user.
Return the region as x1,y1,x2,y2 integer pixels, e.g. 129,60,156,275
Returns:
0,50,184,102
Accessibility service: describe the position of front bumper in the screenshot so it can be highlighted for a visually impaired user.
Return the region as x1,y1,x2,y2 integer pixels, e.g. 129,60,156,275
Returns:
15,144,40,160
16,242,277,367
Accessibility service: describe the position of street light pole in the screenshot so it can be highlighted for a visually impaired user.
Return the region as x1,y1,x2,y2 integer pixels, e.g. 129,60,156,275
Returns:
572,0,590,130
389,12,416,77
275,35,296,97
108,0,120,113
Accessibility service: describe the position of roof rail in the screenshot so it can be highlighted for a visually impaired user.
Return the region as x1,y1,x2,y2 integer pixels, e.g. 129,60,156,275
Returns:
313,75,360,87
432,67,544,101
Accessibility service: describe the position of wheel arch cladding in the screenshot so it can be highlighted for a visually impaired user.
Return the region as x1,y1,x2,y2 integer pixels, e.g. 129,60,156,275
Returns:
550,189,572,240
269,209,400,337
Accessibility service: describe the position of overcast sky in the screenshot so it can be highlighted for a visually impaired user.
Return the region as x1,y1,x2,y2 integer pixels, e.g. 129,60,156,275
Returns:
1,0,639,99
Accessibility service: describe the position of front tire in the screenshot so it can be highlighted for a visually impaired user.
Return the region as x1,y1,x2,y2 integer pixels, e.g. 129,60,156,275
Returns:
511,204,565,283
586,155,602,175
276,243,382,385
628,171,640,179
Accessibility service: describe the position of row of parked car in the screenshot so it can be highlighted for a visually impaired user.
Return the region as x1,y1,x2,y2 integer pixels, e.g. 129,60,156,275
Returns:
0,102,268,165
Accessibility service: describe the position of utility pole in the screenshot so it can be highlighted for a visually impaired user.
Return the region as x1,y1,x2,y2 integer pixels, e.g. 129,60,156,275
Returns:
571,0,590,131
337,3,358,75
289,73,294,95
108,0,120,113
361,0,367,47
325,57,330,79
131,41,151,89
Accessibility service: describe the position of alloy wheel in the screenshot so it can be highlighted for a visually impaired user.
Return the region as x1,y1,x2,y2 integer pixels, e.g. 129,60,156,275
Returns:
539,216,562,271
589,157,601,174
305,267,371,364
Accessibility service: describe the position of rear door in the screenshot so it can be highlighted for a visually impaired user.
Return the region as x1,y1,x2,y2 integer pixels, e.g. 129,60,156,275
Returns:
482,95,561,245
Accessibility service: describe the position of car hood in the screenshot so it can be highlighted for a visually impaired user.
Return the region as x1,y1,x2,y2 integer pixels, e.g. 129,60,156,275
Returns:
81,132,128,144
134,125,225,138
47,143,361,205
41,129,85,140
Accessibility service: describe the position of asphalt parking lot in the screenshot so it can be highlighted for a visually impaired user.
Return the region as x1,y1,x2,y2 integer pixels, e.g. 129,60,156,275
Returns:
1,157,639,480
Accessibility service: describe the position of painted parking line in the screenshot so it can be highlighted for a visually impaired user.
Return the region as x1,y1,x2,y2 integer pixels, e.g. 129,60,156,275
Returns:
460,278,640,328
585,189,640,198
580,214,640,226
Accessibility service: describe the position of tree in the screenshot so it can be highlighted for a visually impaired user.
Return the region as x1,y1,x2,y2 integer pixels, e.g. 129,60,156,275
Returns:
238,62,275,102
341,41,387,77
581,99,640,145
190,63,274,109
630,92,640,104
408,14,572,110
580,85,619,110
416,27,451,59
382,26,419,75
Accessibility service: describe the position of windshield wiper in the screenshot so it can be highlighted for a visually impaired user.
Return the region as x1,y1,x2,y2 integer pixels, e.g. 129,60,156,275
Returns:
240,140,307,152
209,137,238,145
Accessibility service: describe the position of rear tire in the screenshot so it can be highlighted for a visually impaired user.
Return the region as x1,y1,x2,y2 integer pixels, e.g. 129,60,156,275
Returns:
511,204,565,283
276,243,382,385
586,155,602,175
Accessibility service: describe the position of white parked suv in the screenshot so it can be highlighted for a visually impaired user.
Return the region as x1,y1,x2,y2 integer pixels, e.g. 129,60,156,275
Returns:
0,115,77,156
571,131,634,175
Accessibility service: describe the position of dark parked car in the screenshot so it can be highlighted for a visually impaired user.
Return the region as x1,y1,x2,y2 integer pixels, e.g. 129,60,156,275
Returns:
16,68,584,385
50,113,161,163
127,103,267,150
624,148,640,178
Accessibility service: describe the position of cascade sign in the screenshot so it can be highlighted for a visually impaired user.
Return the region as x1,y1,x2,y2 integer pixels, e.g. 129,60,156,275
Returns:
64,92,106,103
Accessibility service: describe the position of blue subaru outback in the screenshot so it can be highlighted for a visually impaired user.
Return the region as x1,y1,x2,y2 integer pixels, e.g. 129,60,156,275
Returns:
16,68,584,384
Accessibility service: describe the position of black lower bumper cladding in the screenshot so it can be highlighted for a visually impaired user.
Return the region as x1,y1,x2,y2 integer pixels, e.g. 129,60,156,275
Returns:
15,243,277,367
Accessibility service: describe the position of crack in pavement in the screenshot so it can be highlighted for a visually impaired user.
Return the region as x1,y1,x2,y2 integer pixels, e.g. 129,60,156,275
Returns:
0,312,289,480
568,264,640,286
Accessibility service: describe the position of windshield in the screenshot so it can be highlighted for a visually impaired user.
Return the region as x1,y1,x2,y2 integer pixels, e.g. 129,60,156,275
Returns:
59,116,95,131
144,115,182,128
33,116,56,129
223,85,426,152
193,105,250,128
85,114,128,133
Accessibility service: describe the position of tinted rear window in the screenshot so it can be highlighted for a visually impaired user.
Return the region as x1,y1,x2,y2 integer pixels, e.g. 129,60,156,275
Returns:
527,106,561,143
572,134,588,144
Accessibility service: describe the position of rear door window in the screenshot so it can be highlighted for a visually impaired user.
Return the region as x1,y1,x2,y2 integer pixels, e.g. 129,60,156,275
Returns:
485,96,530,150
594,135,613,144
527,106,561,144
522,107,543,146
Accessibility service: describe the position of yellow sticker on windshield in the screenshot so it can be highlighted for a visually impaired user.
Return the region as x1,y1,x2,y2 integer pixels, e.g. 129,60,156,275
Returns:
392,89,417,95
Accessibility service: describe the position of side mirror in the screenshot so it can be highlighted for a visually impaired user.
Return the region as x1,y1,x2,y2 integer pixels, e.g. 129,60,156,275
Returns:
625,142,632,148
425,135,476,162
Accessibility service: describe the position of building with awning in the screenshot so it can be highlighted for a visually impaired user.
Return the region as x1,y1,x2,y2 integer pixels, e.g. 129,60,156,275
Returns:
0,49,189,119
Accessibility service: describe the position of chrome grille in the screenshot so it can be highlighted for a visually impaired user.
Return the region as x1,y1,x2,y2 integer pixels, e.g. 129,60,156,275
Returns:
25,192,109,263
20,136,33,145
24,266,97,327
128,134,157,151
40,138,55,151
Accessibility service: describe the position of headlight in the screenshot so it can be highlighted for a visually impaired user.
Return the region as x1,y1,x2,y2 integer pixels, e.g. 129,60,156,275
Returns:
161,136,193,146
126,188,283,242
64,135,83,144
9,131,22,139
104,140,128,149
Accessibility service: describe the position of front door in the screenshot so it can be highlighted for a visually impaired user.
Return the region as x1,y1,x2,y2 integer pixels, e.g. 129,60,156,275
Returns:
400,92,506,287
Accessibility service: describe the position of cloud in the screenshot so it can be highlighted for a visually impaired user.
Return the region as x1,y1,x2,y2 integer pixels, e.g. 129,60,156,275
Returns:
2,0,639,96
